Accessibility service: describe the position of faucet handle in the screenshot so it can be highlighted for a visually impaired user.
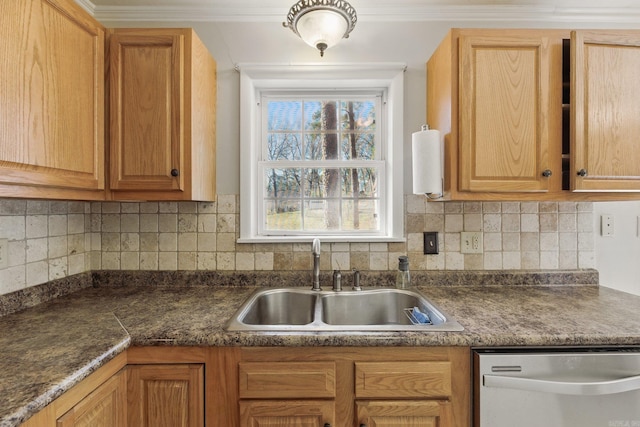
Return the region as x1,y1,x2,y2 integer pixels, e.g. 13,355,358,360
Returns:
352,269,362,291
312,238,321,255
332,270,342,292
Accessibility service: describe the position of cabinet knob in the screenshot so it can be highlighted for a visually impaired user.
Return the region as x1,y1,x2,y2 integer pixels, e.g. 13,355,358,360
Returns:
170,169,180,177
541,169,552,178
577,169,588,177
360,424,368,427
323,424,331,427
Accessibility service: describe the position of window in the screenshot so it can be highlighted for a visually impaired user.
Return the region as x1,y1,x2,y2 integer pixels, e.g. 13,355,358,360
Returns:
239,64,405,243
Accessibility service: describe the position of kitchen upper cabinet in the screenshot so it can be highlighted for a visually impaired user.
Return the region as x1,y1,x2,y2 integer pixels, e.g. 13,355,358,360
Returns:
571,31,640,192
457,33,559,194
109,28,216,201
0,0,105,200
427,28,640,201
427,29,565,201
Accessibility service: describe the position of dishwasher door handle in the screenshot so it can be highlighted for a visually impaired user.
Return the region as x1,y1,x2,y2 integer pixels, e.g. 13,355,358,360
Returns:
483,373,640,396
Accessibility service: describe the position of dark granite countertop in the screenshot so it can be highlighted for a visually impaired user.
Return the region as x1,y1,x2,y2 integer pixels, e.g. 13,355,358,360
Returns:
2,270,640,426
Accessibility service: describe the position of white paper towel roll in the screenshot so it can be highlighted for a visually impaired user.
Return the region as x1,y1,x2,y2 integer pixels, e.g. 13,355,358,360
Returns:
412,127,442,195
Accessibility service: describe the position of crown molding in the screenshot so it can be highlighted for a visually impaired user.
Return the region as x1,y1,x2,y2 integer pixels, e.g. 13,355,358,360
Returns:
76,0,640,24
74,0,96,15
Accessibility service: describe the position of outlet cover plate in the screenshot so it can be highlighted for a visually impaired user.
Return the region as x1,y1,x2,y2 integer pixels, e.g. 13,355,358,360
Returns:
461,232,483,254
601,214,614,237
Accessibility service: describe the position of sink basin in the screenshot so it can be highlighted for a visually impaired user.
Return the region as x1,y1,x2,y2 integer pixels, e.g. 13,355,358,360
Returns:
225,287,463,332
240,288,317,325
321,289,445,326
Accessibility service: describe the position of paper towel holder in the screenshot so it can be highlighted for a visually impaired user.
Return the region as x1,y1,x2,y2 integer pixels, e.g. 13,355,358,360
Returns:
412,124,443,200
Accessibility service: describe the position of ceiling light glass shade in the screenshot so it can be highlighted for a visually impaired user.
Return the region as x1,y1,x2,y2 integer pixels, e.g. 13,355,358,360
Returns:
283,0,357,57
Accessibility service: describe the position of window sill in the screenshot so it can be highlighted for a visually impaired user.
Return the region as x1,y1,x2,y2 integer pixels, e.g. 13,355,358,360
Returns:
237,236,406,244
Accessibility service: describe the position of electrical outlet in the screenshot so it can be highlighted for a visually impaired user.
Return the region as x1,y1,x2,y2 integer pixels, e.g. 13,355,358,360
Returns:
461,232,483,254
601,214,614,237
0,239,8,269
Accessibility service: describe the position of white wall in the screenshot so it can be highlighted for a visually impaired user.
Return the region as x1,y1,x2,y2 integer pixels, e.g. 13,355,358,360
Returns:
594,202,640,295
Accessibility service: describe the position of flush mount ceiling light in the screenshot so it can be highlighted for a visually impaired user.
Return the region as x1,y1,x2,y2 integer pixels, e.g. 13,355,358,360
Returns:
283,0,357,57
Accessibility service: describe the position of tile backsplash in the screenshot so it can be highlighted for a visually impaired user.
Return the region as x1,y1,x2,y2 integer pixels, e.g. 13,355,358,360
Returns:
0,195,594,295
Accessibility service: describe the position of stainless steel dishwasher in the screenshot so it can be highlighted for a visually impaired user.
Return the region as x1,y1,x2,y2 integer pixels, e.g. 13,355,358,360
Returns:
474,348,640,427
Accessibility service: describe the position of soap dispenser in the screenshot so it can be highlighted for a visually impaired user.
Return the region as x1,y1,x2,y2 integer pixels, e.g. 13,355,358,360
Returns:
396,256,411,289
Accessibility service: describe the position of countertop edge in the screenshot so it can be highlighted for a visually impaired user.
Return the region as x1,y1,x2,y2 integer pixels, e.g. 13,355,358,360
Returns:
1,337,131,427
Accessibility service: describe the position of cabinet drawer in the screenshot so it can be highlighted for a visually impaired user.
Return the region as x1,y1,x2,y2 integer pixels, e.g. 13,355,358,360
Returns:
355,361,451,398
239,361,336,399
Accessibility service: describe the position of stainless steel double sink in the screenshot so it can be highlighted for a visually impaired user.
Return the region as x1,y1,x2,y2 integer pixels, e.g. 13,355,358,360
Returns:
225,287,464,332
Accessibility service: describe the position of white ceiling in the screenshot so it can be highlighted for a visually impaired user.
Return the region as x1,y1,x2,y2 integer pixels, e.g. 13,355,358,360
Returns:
76,0,640,23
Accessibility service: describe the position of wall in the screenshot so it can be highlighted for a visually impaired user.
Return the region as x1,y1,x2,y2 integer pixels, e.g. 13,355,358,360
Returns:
2,18,640,296
594,202,640,295
0,200,91,294
0,196,595,295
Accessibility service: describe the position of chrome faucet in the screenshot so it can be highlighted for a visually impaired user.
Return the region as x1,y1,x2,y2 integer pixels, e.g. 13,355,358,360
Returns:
311,238,321,291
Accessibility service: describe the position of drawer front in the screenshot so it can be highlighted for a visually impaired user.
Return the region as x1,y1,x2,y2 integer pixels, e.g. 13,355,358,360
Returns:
355,361,452,398
239,361,336,399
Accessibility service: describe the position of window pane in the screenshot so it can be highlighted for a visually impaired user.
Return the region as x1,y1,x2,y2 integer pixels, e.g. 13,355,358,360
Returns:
342,199,380,231
304,101,323,130
303,200,328,231
304,134,323,160
341,168,379,198
303,168,325,198
268,101,302,131
340,100,376,131
341,133,375,160
264,168,301,197
323,101,340,160
265,200,302,231
268,133,301,160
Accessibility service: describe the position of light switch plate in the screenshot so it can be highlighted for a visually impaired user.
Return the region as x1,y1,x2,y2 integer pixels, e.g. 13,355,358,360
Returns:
423,232,439,254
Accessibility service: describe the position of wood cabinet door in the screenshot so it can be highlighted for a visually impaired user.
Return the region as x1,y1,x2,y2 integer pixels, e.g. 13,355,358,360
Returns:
109,31,184,192
356,400,452,427
127,364,204,427
0,0,105,198
458,33,558,193
239,400,335,427
571,30,640,192
57,370,126,427
239,361,336,399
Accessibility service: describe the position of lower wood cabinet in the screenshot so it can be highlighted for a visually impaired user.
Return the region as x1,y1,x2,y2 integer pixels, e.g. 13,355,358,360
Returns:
231,347,470,427
20,353,128,427
237,360,337,426
56,370,126,427
356,400,452,427
240,400,335,427
20,348,205,427
21,346,470,427
127,364,204,427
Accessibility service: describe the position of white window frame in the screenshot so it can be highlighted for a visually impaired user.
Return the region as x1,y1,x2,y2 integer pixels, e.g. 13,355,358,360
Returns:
238,63,405,243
